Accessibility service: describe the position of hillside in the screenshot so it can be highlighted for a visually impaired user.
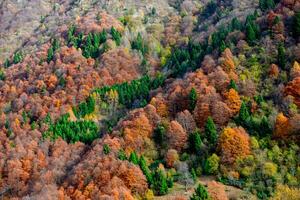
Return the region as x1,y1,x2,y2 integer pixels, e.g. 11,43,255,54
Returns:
0,0,300,199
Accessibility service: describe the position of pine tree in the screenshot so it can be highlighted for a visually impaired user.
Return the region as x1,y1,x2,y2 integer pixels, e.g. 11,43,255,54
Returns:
190,183,210,200
4,58,10,68
204,117,218,146
189,88,197,111
103,144,110,155
246,23,256,45
118,149,127,160
47,46,54,63
277,43,286,69
153,169,168,195
111,27,122,46
129,151,139,165
139,156,153,185
231,17,242,31
189,130,202,154
238,101,250,123
13,52,23,64
293,11,300,38
228,79,238,91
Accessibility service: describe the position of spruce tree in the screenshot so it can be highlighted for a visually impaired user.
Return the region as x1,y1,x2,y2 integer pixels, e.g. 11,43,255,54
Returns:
139,156,153,185
293,11,300,38
238,101,250,123
190,183,210,200
47,47,54,63
153,169,168,195
103,144,110,155
189,88,197,111
246,24,256,45
204,117,218,146
277,43,286,69
228,79,238,91
129,151,139,165
189,130,202,154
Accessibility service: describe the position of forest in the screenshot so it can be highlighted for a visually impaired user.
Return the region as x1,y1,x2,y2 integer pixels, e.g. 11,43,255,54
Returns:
0,0,299,199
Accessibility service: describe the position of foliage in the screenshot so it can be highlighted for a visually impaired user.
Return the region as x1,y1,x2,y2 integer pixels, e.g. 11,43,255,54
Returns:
204,154,219,175
131,33,148,56
190,183,211,200
139,156,153,185
152,169,168,195
189,88,197,111
13,52,23,64
111,27,122,46
277,43,286,69
47,38,60,63
72,96,95,119
259,0,275,12
204,117,218,147
44,113,98,144
103,144,111,155
129,151,139,165
228,79,238,91
293,11,300,38
189,130,202,154
201,1,217,18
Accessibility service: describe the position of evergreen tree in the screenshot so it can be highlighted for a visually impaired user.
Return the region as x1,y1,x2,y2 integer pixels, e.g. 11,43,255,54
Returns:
246,23,256,45
204,117,218,146
13,52,23,64
228,79,238,91
238,101,251,123
153,169,168,195
190,183,210,200
103,144,110,155
118,149,127,160
231,17,242,31
139,156,153,185
189,88,197,111
154,124,166,146
129,151,139,165
189,130,202,154
277,43,286,69
259,0,275,12
4,58,10,68
47,46,54,63
111,27,122,46
293,11,300,38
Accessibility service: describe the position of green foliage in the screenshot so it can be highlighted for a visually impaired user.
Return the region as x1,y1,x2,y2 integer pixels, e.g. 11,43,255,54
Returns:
154,124,167,146
0,70,5,81
129,151,139,165
231,17,242,31
94,75,164,109
293,11,300,38
228,79,238,91
103,144,111,155
72,96,95,119
277,43,286,69
44,113,98,144
139,156,153,185
13,52,23,64
189,88,197,111
190,183,211,200
189,130,202,154
237,101,251,124
152,169,168,195
118,149,127,160
201,1,217,18
47,38,60,63
259,0,275,12
245,14,260,45
111,27,122,46
67,25,83,48
131,33,149,56
4,58,10,68
204,117,218,146
204,154,219,175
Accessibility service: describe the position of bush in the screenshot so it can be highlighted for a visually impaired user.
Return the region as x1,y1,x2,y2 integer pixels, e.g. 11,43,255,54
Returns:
190,183,211,200
204,154,220,175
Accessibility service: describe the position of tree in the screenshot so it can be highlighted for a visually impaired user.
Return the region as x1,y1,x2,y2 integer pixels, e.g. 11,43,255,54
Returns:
190,183,210,200
204,154,219,175
204,117,218,146
246,23,256,45
103,144,110,155
154,124,166,146
152,169,168,195
118,149,127,160
259,0,275,12
277,43,286,69
111,27,122,46
217,127,250,164
139,156,153,185
129,151,139,165
237,101,250,124
293,11,300,38
189,130,202,154
189,88,197,111
228,79,238,91
13,52,23,64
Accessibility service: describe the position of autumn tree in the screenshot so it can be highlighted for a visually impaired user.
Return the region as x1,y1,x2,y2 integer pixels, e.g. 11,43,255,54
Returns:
190,183,210,200
165,149,179,168
217,127,250,164
167,121,188,152
225,88,242,114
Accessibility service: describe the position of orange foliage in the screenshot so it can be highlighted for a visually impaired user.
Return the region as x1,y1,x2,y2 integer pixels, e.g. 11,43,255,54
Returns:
150,95,169,118
225,89,242,114
165,149,179,168
167,121,188,152
217,127,250,164
269,64,279,78
291,61,300,78
207,181,228,200
285,77,300,107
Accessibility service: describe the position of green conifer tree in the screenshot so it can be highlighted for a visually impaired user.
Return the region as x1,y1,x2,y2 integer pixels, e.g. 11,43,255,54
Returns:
129,151,139,165
277,43,286,69
238,101,250,123
293,11,300,38
153,169,168,195
139,156,153,185
228,79,238,91
204,117,218,146
189,88,197,111
190,183,210,200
